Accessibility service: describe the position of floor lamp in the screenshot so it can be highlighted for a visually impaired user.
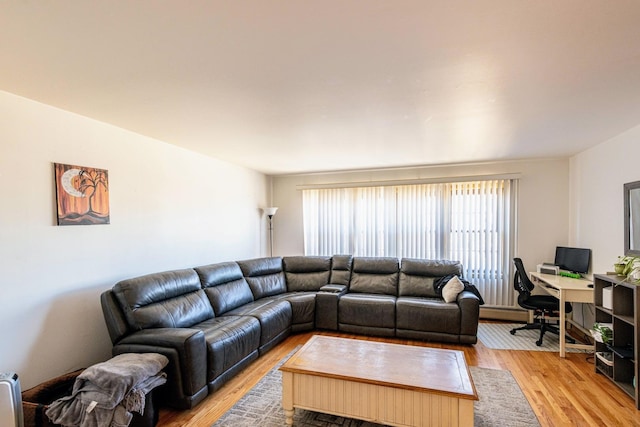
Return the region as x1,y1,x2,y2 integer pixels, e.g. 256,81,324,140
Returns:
264,207,278,257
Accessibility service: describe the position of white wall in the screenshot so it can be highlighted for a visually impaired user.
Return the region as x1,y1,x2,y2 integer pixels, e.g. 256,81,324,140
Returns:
0,91,270,388
570,124,640,274
566,125,640,329
271,158,571,275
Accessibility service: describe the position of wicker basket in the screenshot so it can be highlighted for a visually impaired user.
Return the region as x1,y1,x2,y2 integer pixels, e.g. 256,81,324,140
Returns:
21,369,159,427
22,369,82,427
596,352,614,377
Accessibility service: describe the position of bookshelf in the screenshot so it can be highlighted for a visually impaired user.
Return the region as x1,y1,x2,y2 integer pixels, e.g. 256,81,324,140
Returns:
593,273,640,409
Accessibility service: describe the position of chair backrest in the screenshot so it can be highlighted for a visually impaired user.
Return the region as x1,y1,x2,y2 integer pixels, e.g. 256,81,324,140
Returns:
513,258,534,305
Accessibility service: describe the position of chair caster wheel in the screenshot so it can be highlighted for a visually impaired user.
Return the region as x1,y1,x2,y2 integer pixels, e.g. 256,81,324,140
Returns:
510,330,516,335
536,340,543,346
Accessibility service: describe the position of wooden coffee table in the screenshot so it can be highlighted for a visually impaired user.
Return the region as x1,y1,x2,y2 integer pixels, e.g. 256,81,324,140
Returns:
280,336,478,426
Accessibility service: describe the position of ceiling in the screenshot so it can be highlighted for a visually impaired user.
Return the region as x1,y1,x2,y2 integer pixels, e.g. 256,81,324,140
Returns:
2,1,640,175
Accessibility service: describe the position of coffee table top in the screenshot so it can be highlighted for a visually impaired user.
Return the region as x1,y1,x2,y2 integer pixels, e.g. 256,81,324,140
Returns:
280,335,478,400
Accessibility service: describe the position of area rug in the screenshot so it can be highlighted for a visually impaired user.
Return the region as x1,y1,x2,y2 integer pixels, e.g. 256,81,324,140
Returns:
212,350,540,427
477,322,588,352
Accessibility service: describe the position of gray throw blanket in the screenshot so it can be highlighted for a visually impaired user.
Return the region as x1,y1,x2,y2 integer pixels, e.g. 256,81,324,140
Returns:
45,353,168,427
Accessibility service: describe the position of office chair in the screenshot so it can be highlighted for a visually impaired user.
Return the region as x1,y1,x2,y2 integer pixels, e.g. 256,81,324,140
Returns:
510,257,574,346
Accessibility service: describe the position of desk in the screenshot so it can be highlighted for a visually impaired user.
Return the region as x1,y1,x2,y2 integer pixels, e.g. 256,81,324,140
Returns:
529,272,594,357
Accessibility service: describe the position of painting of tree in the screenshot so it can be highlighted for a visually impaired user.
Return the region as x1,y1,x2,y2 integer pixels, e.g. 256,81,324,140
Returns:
54,163,110,225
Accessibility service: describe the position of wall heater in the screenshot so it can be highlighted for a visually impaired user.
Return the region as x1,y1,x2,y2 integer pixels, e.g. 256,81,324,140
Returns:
0,372,23,427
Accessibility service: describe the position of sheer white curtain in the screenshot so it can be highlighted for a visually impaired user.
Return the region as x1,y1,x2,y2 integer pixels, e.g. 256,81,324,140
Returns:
302,179,516,307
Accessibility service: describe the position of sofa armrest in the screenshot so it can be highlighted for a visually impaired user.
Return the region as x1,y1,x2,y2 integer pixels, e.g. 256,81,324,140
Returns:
319,284,348,294
457,290,480,337
114,327,207,409
315,285,348,330
101,290,130,345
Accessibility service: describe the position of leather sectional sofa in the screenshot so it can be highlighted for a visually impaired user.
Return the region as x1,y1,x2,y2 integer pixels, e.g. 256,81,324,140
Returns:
100,255,481,409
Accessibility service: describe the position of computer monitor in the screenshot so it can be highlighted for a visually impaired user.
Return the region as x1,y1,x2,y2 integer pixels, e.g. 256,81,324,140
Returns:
554,246,591,274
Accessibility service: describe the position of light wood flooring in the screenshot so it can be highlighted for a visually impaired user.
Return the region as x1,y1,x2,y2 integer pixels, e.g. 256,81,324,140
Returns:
158,327,640,426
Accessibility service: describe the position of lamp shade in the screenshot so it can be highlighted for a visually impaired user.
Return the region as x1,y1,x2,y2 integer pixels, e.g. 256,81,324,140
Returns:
264,207,278,216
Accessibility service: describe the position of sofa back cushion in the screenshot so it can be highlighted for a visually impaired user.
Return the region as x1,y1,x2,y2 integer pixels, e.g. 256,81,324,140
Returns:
349,257,399,295
195,262,254,316
113,269,214,330
329,255,353,286
398,258,463,298
283,256,331,292
237,257,287,299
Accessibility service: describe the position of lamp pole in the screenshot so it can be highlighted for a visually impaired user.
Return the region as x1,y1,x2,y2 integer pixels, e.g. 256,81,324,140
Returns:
263,207,278,257
268,214,274,257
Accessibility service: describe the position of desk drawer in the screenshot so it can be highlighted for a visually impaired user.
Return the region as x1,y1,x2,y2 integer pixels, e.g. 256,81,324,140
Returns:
531,276,560,298
541,285,560,298
531,275,560,298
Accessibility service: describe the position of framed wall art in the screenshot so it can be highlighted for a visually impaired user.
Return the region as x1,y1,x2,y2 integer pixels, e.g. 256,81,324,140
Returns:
54,163,110,225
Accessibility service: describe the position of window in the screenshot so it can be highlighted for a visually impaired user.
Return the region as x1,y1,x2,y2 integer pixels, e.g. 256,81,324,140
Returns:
302,179,516,306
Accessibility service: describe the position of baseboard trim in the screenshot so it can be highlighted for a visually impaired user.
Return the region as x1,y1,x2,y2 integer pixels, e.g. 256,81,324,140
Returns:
480,307,528,322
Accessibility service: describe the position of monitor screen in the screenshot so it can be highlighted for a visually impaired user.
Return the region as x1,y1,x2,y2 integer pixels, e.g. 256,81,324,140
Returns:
554,246,591,274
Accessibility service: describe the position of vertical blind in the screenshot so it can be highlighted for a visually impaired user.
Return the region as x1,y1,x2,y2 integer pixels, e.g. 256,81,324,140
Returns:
302,179,516,307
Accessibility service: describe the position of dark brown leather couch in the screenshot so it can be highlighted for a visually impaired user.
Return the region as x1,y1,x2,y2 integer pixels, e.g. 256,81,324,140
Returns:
100,255,481,409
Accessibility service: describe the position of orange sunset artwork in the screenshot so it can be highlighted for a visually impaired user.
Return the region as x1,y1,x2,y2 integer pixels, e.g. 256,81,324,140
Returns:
54,163,110,225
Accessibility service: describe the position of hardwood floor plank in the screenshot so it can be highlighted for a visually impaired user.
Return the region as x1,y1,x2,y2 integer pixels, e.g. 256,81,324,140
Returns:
157,328,640,426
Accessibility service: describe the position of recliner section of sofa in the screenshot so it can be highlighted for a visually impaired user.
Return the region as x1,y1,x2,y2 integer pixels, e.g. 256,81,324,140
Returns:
100,255,481,410
338,257,399,337
281,256,332,332
104,269,213,409
226,258,292,355
395,258,475,343
193,261,262,393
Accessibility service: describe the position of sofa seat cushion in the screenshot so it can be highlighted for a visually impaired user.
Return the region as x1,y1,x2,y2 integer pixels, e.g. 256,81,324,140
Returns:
224,298,292,347
193,316,261,383
339,294,396,328
396,297,461,335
